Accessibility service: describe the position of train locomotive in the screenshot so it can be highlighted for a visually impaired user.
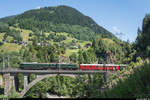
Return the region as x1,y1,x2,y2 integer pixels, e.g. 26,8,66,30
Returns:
20,62,126,71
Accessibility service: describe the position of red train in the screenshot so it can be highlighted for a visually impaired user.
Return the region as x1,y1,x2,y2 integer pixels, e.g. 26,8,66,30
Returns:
80,64,126,71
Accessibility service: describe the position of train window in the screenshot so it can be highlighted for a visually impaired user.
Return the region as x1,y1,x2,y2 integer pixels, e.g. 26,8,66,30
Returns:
113,66,115,71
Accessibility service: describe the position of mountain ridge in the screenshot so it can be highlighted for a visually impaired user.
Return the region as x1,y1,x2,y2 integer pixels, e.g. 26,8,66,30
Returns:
0,5,116,40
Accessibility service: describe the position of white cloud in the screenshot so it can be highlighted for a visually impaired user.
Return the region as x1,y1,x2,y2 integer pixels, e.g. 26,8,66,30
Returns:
35,6,41,9
112,26,120,33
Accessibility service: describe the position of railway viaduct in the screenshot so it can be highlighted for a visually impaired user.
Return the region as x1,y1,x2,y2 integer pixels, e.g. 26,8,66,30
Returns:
0,69,115,97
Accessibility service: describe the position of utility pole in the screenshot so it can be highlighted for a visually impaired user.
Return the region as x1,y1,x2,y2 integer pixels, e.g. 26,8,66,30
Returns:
57,56,61,97
40,30,43,46
8,55,10,68
59,56,61,71
59,56,60,72
88,74,92,97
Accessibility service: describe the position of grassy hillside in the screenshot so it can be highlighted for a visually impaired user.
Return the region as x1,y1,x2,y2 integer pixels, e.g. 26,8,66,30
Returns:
0,25,127,63
0,43,22,52
10,27,33,42
0,33,5,42
0,27,92,56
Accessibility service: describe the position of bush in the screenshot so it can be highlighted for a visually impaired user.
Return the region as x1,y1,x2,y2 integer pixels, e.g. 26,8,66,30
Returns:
17,73,24,92
146,46,150,57
69,53,77,63
0,42,3,46
29,74,36,83
136,57,142,62
8,87,20,98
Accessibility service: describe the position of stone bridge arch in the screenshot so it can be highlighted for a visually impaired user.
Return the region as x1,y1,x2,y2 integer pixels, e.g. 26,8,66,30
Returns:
20,74,76,97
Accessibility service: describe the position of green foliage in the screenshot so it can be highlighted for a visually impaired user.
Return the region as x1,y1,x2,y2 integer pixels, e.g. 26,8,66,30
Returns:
0,15,16,24
78,50,84,64
146,46,150,57
17,73,24,92
92,35,135,64
0,95,7,98
0,51,22,69
136,57,142,62
92,36,112,63
24,74,105,98
48,33,66,42
89,74,104,98
92,36,107,58
4,29,22,42
0,42,3,46
69,53,77,63
29,74,36,83
135,14,150,58
0,22,9,33
73,75,89,97
101,61,150,98
82,48,97,63
128,61,135,69
21,43,62,63
0,88,4,95
26,75,77,98
8,87,20,98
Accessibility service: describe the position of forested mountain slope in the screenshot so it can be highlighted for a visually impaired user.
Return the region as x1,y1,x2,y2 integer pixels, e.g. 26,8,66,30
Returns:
0,5,116,41
135,14,150,58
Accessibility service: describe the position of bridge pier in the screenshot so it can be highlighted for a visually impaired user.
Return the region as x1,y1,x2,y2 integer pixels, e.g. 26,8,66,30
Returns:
3,73,15,96
10,76,15,90
24,75,28,89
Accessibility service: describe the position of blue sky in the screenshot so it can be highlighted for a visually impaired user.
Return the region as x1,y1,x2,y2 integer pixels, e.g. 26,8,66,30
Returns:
1,0,150,42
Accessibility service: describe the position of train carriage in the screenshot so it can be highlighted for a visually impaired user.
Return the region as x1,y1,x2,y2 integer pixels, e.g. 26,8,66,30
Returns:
49,63,57,69
20,62,50,70
20,62,78,70
56,64,78,70
80,64,126,71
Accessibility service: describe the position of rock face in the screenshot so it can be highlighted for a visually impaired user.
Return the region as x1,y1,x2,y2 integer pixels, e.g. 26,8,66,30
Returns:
46,93,70,98
0,75,3,87
3,73,15,96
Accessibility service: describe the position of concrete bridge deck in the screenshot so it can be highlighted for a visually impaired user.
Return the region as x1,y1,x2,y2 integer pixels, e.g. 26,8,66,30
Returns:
0,69,112,74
